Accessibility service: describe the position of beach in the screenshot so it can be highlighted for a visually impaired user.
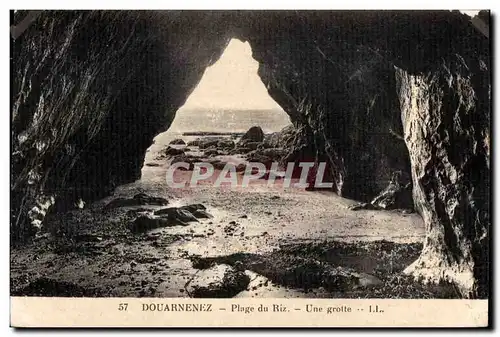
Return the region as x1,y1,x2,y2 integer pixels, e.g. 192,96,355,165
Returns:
11,108,457,299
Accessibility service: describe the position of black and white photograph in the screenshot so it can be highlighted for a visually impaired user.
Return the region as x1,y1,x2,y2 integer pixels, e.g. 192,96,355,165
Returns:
9,8,491,325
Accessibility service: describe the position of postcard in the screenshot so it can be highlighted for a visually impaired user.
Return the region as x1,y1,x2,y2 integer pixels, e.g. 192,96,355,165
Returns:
9,9,491,328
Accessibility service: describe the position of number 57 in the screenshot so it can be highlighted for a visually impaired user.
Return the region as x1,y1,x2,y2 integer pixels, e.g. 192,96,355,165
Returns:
118,303,128,311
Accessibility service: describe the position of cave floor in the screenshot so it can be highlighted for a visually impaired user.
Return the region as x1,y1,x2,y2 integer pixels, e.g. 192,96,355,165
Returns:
10,136,460,298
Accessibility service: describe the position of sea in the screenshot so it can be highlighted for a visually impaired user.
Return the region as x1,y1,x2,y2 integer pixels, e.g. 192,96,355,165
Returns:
146,107,292,159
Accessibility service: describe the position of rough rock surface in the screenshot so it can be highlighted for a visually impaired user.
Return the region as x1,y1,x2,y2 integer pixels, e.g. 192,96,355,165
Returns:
11,11,232,240
370,171,414,210
130,204,211,233
160,146,185,157
396,52,490,298
239,126,265,143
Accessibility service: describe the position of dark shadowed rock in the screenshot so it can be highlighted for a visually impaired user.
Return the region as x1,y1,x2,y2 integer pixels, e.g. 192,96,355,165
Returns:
131,204,211,232
198,138,224,149
370,171,413,210
264,125,295,149
204,149,220,157
237,140,261,151
154,204,211,220
170,154,203,170
169,138,186,145
187,139,202,147
130,214,186,233
348,203,378,211
230,147,253,155
145,162,160,167
186,264,250,298
217,139,235,149
255,148,287,161
162,146,185,157
245,152,273,167
240,126,264,143
349,171,414,211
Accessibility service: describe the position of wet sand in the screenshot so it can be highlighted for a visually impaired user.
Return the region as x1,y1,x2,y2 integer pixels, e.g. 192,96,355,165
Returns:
11,133,459,299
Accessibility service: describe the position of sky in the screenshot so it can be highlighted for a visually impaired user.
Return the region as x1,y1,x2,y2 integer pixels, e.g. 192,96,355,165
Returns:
181,39,283,110
461,10,480,16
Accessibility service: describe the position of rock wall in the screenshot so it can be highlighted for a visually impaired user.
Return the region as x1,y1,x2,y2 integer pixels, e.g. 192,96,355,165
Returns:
11,11,232,239
239,11,490,297
11,10,490,297
396,56,490,298
240,12,411,200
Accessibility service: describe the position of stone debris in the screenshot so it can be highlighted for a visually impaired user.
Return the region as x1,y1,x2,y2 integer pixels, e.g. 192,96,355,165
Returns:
161,146,185,157
239,126,264,143
130,204,212,233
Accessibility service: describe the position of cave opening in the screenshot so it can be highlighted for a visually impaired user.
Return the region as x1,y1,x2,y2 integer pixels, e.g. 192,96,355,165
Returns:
141,38,291,179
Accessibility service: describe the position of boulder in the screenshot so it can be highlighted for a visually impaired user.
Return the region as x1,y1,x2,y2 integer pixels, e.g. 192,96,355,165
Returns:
170,154,203,170
130,214,188,233
245,151,273,167
187,139,202,147
264,125,296,148
131,204,211,233
217,139,235,149
169,138,186,145
145,162,160,167
204,149,220,157
154,204,212,221
237,140,261,150
104,193,168,209
239,126,264,143
255,148,287,161
230,147,253,155
370,171,413,210
162,146,185,157
198,138,224,149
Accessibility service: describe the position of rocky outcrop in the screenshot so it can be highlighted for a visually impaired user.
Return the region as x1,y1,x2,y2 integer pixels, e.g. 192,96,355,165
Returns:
131,204,212,233
185,264,250,298
396,52,490,298
169,138,186,145
241,11,490,297
348,172,414,212
11,10,490,297
239,126,264,143
242,14,411,200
